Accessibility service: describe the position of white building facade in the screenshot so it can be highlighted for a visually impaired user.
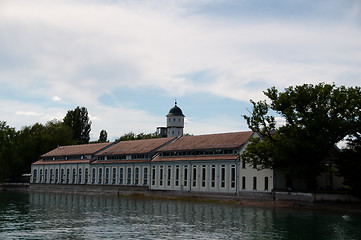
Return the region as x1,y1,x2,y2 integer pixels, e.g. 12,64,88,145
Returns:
31,104,274,194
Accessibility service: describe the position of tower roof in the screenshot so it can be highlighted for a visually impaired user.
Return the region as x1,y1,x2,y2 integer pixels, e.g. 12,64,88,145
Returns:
166,101,185,117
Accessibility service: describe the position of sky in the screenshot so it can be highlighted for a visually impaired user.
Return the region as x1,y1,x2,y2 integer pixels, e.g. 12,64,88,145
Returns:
0,0,360,141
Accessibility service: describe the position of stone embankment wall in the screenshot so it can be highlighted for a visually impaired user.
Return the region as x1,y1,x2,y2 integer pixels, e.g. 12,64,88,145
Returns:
1,184,360,203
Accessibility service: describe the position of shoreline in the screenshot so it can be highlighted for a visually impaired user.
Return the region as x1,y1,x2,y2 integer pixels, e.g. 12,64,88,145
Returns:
2,183,361,214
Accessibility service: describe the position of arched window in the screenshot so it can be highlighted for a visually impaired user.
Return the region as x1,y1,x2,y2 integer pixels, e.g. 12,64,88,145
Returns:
192,166,197,187
135,167,139,185
78,168,82,184
55,169,59,183
98,168,103,184
61,169,64,183
50,169,53,183
143,168,148,185
44,169,48,183
220,166,225,188
72,169,76,184
92,168,96,184
112,168,116,184
33,169,37,183
85,168,89,184
175,166,179,187
66,169,70,183
231,165,236,189
105,168,109,184
127,168,132,185
151,166,156,186
119,168,124,184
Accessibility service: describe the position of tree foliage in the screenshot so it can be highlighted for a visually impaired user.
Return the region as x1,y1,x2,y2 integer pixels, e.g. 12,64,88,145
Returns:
98,130,108,142
63,106,91,144
241,83,361,189
0,121,19,182
115,132,160,142
0,120,74,182
336,131,361,196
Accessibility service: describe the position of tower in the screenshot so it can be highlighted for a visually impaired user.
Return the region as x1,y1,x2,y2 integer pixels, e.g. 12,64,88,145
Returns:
166,101,185,138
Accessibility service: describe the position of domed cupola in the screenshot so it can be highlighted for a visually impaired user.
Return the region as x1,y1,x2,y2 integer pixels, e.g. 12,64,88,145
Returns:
166,102,185,117
166,101,185,138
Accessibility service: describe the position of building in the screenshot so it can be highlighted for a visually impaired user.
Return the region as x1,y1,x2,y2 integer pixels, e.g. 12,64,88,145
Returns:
157,101,185,138
31,103,342,194
32,142,113,185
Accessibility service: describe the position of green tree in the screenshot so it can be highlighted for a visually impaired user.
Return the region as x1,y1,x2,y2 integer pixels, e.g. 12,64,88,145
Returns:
241,83,361,190
0,121,20,182
98,130,108,142
115,132,160,142
63,106,91,144
16,120,74,176
336,126,361,196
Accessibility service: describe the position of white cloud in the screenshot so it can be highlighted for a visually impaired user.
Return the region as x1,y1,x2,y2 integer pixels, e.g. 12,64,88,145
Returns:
52,96,61,101
0,0,360,139
16,111,42,116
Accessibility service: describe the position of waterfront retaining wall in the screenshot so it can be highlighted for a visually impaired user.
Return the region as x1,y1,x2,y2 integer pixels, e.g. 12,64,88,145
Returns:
1,184,360,203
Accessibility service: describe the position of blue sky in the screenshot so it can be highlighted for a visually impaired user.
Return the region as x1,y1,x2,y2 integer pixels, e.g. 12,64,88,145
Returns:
0,0,360,141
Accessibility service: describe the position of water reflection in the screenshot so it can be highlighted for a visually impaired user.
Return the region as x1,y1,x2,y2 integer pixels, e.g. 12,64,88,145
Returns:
0,192,360,240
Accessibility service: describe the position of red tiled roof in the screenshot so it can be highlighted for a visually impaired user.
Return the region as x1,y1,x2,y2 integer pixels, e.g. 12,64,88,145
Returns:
97,138,175,155
152,154,239,162
92,159,149,164
32,159,89,165
41,142,113,157
158,131,253,151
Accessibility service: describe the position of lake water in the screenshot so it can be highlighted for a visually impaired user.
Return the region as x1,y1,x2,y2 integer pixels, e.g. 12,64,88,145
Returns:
1,192,360,240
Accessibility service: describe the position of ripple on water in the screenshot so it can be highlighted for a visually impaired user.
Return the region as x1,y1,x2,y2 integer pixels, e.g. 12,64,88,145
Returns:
1,192,361,240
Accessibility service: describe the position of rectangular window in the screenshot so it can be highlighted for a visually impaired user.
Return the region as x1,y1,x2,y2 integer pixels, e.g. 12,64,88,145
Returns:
127,168,132,185
192,166,197,187
167,166,171,186
135,167,139,185
253,177,257,190
143,168,148,185
201,165,206,187
242,159,246,169
184,167,188,187
211,166,216,188
221,165,225,188
242,176,246,190
175,166,179,186
152,167,156,185
112,168,116,184
159,167,164,186
119,168,124,184
231,165,236,189
265,177,269,190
